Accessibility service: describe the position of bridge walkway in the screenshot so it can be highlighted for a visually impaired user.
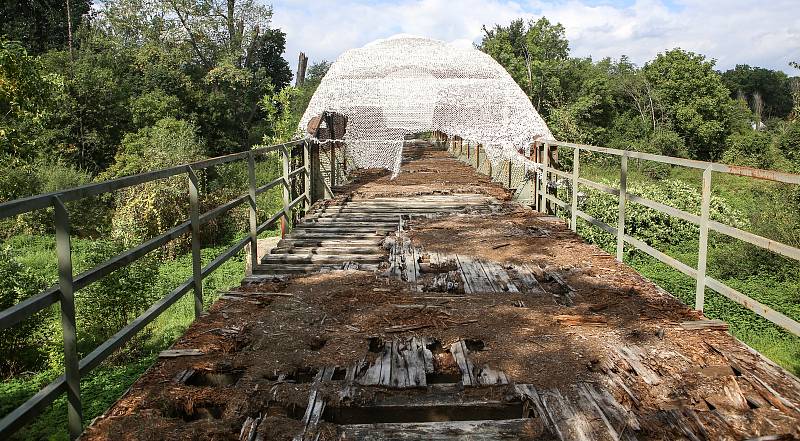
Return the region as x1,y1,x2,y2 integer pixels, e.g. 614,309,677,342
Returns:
83,142,800,440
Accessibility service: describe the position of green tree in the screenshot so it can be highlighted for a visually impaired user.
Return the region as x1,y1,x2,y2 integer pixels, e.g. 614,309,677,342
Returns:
0,0,90,54
644,49,746,160
721,65,793,120
0,39,62,165
480,17,569,116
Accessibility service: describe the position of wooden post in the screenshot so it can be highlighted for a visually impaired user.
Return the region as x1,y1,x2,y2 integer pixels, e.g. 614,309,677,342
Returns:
695,166,712,311
247,152,259,270
571,147,579,231
616,154,628,261
54,197,82,440
187,167,202,316
475,144,480,173
296,52,308,87
507,160,512,189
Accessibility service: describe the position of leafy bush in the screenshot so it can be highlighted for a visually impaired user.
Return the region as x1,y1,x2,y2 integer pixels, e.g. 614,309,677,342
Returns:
103,118,209,254
130,89,183,128
778,121,800,166
723,130,787,170
636,129,687,179
0,249,51,377
0,162,111,238
76,240,160,356
578,178,746,253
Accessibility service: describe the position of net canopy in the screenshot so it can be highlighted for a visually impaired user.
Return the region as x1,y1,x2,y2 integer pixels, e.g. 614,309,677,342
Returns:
299,35,554,177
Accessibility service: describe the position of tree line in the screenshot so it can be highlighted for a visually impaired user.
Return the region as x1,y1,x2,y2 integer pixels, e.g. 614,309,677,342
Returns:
479,18,800,170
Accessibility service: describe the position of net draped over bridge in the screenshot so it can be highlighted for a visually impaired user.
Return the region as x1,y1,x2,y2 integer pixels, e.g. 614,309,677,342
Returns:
299,35,553,176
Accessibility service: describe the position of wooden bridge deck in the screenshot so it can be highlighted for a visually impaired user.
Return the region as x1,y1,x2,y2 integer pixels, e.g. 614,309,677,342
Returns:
83,143,800,441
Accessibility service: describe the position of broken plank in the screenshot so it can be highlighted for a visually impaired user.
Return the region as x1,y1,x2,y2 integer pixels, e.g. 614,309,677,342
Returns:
337,419,536,440
449,340,475,386
385,324,433,333
679,319,729,331
159,349,203,358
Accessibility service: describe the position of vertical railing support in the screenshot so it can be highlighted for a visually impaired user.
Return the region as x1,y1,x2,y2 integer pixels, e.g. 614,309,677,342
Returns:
695,166,713,311
533,143,540,211
303,140,313,210
539,143,550,213
475,144,481,173
507,160,512,189
281,145,291,226
330,143,337,190
571,147,579,231
246,152,259,271
187,167,202,317
54,197,82,440
616,154,628,261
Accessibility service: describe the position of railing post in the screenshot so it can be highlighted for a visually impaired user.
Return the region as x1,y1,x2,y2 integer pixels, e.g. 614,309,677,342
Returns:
246,152,259,271
539,143,550,213
54,197,82,440
617,153,628,261
303,140,313,210
330,143,337,190
571,147,579,231
533,142,540,211
475,144,480,173
507,160,512,189
695,166,712,311
281,145,291,226
187,167,202,317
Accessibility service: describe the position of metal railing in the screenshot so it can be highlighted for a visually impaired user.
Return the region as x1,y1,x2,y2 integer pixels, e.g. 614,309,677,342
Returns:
0,139,322,439
449,138,800,338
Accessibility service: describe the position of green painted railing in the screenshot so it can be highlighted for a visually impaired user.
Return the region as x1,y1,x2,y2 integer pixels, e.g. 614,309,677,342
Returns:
449,138,800,337
0,139,325,439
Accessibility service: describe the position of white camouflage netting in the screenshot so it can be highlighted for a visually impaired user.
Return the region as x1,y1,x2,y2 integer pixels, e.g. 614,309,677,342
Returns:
299,35,554,177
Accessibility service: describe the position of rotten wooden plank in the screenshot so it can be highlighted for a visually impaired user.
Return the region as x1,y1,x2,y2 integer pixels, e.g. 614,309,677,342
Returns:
159,349,203,358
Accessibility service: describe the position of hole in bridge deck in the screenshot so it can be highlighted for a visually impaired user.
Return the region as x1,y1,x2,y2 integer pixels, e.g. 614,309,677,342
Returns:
464,339,485,352
264,367,320,383
321,401,527,425
306,336,327,350
425,372,462,384
168,403,226,422
185,370,243,387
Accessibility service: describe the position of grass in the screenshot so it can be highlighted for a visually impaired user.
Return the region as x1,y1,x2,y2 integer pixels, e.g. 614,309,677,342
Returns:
0,230,283,440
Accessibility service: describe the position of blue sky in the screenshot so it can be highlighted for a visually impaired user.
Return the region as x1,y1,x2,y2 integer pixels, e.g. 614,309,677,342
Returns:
269,0,800,77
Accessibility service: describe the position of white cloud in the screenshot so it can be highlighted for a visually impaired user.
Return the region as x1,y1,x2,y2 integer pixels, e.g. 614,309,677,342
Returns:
269,0,800,77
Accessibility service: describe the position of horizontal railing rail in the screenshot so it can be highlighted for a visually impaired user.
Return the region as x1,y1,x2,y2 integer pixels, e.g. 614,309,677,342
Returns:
0,139,328,440
448,137,800,338
538,139,800,337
